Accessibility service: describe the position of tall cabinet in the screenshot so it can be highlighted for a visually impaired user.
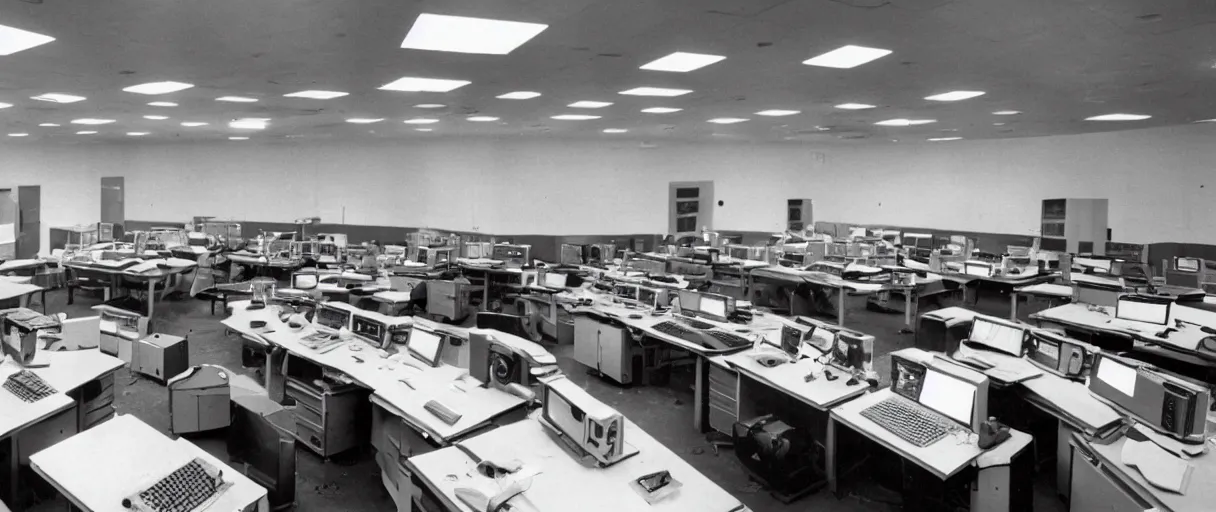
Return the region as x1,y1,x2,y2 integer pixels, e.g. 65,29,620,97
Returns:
1040,198,1108,255
573,315,636,385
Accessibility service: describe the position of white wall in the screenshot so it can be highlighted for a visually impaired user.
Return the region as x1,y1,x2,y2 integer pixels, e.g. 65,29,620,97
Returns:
0,146,101,254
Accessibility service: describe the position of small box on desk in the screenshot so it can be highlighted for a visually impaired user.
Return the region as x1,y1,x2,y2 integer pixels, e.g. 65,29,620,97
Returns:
132,333,189,383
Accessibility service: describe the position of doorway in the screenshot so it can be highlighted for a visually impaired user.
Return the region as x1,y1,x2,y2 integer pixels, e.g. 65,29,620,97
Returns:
0,189,14,259
15,186,40,259
101,176,125,225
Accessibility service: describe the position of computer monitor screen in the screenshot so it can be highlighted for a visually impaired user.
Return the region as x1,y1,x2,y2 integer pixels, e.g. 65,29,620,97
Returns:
543,272,568,288
316,306,351,331
700,296,727,320
614,284,637,300
1115,296,1171,325
968,317,1026,357
1095,355,1138,397
292,274,318,289
408,327,444,367
1175,257,1201,273
637,288,659,308
964,262,992,277
677,289,701,316
919,369,976,427
891,356,926,401
831,331,870,371
781,324,812,356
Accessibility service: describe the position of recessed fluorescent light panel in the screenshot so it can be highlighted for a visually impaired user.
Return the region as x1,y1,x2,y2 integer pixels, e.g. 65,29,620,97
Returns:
346,118,384,124
925,90,986,102
619,87,692,97
216,96,259,103
497,91,541,100
415,128,433,132
403,118,439,124
123,81,194,95
284,90,348,100
467,116,499,122
148,102,177,107
1195,118,1216,123
1085,113,1151,121
414,104,445,109
551,114,601,120
143,115,169,120
835,103,876,110
992,110,1022,115
803,45,891,69
379,77,470,93
8,133,27,137
71,118,115,125
229,119,267,130
707,118,748,124
640,52,725,72
874,118,936,126
401,13,547,55
0,103,10,109
755,110,800,117
568,101,612,109
38,123,59,127
641,107,682,114
181,122,208,127
127,132,149,136
229,137,248,140
602,128,628,133
32,93,85,103
0,24,54,55
928,137,962,141
76,131,97,135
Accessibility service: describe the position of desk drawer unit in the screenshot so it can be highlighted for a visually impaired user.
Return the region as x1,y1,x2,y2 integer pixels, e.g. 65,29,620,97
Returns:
708,363,739,434
284,377,366,458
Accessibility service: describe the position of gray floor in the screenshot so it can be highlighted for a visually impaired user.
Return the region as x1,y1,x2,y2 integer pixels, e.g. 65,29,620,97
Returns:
22,285,1067,512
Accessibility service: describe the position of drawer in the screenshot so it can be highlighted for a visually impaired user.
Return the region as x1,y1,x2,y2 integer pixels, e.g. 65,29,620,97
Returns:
708,404,738,435
708,365,738,396
294,420,326,454
708,388,737,412
294,402,323,428
286,380,322,412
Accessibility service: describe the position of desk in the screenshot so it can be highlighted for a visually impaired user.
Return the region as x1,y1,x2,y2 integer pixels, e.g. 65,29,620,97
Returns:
1070,432,1216,512
0,280,43,311
30,414,269,512
935,270,1057,308
61,260,197,326
1032,303,1215,361
1011,283,1073,321
0,259,46,276
406,416,749,512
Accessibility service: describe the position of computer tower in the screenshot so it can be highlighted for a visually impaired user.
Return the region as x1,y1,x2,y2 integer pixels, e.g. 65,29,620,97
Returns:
915,308,974,354
787,199,812,234
971,433,1035,512
732,415,817,498
132,333,189,384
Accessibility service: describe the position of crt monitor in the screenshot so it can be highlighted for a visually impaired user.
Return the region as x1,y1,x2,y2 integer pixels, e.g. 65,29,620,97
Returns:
967,317,1027,357
676,289,701,317
919,368,977,428
543,272,568,289
779,323,814,357
1175,257,1201,273
637,287,660,309
407,326,444,367
1115,295,1171,325
830,330,872,372
696,292,735,322
291,273,318,290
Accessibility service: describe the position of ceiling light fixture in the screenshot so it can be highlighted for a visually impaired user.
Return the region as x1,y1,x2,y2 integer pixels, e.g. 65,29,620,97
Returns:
123,81,194,95
143,115,169,120
379,77,470,93
1195,118,1216,123
32,93,85,103
0,103,11,109
641,107,682,114
467,116,499,122
126,132,149,136
400,13,547,55
415,128,433,132
216,96,259,103
803,45,891,69
755,109,800,117
229,119,267,130
71,118,115,125
38,123,58,127
568,101,613,109
1085,113,1151,121
229,137,249,140
551,114,601,120
403,118,439,124
497,91,541,100
8,133,27,137
640,52,726,72
76,131,97,135
414,104,445,109
992,110,1022,115
346,118,384,124
283,90,348,100
835,103,876,110
0,24,54,56
181,122,208,127
707,118,749,124
619,87,692,97
925,90,986,101
602,128,628,133
874,118,936,126
148,102,177,107
993,122,1006,126
928,137,962,141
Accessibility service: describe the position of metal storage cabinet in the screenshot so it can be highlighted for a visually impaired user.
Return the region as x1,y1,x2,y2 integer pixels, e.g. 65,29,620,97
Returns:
283,355,368,458
132,333,188,383
573,315,635,385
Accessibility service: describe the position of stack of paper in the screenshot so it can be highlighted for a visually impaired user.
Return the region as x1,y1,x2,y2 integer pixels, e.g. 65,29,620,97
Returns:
1122,439,1195,494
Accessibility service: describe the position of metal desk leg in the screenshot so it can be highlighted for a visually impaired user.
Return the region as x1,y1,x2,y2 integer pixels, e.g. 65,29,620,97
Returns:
1010,292,1018,321
826,415,838,497
900,289,914,334
693,356,705,432
481,274,491,312
1056,420,1074,501
837,288,846,327
146,279,156,323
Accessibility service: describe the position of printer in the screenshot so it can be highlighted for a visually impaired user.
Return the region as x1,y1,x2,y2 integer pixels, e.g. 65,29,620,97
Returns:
1089,352,1210,443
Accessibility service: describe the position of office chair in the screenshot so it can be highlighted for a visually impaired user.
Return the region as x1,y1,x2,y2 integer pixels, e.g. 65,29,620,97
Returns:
192,253,234,315
475,312,532,340
65,266,114,306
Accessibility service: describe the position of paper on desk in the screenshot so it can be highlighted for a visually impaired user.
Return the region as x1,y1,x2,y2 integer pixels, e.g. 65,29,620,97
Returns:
1133,423,1208,458
1122,439,1194,494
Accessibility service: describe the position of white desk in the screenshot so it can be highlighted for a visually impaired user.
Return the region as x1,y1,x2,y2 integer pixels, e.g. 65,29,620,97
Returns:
30,414,269,512
1073,433,1216,512
718,348,869,411
0,363,73,440
0,280,43,309
1011,283,1073,321
1032,303,1213,358
407,416,749,512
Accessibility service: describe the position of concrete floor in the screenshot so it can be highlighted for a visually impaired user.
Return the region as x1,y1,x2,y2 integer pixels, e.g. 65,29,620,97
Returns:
22,284,1066,512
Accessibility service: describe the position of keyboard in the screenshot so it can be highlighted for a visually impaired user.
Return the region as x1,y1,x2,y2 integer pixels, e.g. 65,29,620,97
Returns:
705,330,751,349
860,396,958,448
650,321,751,351
675,317,716,330
652,321,703,344
4,370,56,403
137,458,223,512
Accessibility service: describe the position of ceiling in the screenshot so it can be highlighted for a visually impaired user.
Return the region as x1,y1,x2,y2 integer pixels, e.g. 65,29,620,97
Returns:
0,0,1215,144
